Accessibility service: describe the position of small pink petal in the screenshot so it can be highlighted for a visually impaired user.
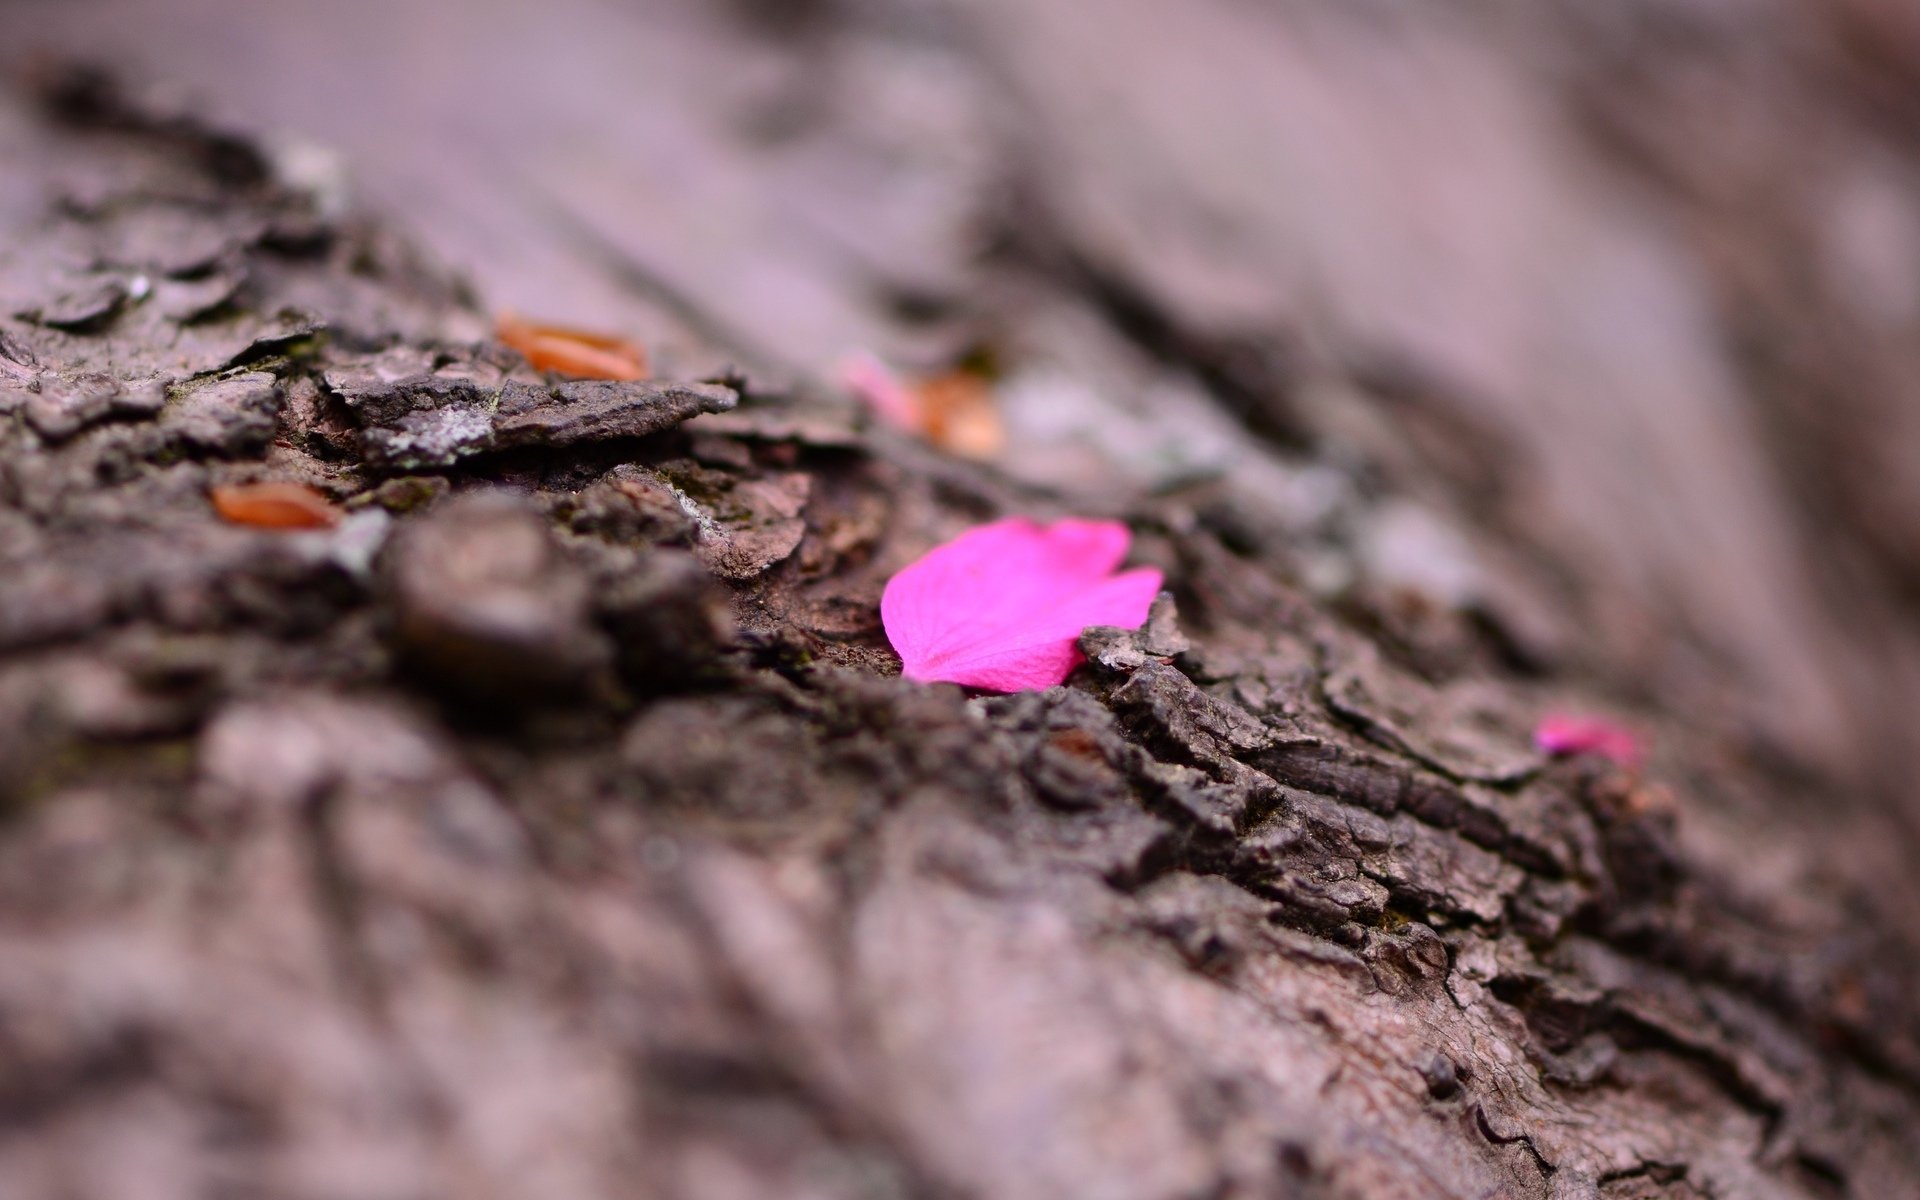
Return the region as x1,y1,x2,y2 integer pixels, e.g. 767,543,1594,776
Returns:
882,517,1164,693
838,351,922,432
1534,713,1642,767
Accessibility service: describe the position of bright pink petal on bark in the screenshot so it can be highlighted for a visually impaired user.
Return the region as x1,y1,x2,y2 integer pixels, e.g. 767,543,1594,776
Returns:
1534,713,1642,767
882,517,1164,692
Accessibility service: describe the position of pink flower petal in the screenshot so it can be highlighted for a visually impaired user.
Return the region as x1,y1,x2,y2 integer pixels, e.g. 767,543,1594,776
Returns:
1534,713,1642,767
838,351,922,431
882,517,1164,692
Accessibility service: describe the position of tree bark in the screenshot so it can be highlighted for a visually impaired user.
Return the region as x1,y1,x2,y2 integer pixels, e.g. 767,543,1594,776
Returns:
1,13,1918,1200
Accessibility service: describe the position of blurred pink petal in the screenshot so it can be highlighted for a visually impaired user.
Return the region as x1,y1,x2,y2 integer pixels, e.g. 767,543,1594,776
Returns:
882,517,1163,692
838,351,922,431
1534,713,1642,767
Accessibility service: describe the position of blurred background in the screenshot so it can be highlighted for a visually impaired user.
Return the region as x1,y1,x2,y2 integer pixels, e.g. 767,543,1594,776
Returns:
6,0,1920,841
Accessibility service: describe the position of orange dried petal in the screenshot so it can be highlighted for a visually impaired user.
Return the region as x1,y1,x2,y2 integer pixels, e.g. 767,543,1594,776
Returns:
210,482,342,530
916,372,1005,459
496,312,648,381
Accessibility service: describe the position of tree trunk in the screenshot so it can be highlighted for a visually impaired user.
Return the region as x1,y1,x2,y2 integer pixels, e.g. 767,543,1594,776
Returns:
1,5,1918,1198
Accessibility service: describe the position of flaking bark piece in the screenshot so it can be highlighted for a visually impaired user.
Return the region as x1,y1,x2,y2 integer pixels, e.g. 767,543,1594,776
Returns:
160,372,282,456
587,545,735,690
356,402,499,470
688,406,865,449
324,366,505,470
0,325,39,371
326,369,496,426
565,466,699,546
386,491,613,707
21,374,166,442
334,368,737,468
15,275,128,331
156,269,246,323
657,462,812,580
492,379,737,448
1321,651,1540,786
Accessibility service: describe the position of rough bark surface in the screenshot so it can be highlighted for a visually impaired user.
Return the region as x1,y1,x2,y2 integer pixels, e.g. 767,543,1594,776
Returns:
1,12,1918,1200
